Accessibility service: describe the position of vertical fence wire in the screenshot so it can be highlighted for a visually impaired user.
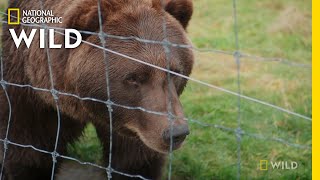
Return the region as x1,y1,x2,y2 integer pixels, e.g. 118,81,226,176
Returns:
232,0,242,179
159,1,175,179
0,4,13,180
97,1,114,179
0,55,13,180
0,37,4,180
0,84,12,180
39,1,63,179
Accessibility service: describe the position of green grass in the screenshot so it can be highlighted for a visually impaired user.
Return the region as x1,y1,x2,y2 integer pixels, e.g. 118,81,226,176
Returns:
170,0,311,179
170,1,311,179
0,0,311,179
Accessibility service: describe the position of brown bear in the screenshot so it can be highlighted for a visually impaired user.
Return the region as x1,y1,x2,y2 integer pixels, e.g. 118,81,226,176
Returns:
0,0,194,179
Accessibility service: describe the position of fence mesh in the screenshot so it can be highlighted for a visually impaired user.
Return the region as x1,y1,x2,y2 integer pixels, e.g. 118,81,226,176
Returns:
0,0,311,179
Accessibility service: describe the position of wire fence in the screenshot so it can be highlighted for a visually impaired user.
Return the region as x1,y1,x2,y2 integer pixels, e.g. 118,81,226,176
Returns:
0,0,312,179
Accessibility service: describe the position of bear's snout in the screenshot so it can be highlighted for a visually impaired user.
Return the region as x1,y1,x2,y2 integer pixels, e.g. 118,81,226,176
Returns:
162,124,190,150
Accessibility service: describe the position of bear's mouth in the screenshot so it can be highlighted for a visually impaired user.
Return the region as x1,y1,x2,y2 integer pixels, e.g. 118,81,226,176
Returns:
123,121,189,154
173,135,187,148
162,125,189,151
162,133,188,152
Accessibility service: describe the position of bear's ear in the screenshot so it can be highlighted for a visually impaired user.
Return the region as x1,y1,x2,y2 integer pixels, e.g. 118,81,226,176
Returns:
64,1,109,39
153,0,193,29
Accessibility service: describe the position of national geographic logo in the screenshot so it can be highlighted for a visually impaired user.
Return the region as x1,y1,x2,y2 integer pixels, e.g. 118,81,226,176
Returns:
7,8,20,25
7,8,63,25
259,160,298,171
7,8,82,49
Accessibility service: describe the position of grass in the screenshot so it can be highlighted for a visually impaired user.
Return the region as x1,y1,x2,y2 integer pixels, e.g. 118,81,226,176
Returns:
170,1,311,179
0,0,311,179
169,1,311,179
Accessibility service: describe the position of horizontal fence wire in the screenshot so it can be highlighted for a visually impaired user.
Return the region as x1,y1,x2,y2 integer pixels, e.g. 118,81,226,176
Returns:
0,79,311,180
0,2,311,179
0,80,311,149
0,11,312,69
0,13,312,121
0,139,150,180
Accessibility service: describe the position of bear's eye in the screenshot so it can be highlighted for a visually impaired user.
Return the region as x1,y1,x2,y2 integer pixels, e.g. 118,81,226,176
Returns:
170,69,182,76
124,74,140,86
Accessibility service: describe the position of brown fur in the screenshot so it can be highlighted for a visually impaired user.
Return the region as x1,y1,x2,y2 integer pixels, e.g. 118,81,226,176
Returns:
56,161,106,180
1,0,193,179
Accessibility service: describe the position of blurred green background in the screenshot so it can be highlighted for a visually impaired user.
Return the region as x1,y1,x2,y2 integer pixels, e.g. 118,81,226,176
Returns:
0,0,311,179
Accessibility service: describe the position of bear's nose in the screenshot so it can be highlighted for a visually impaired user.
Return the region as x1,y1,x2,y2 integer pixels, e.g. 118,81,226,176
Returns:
162,124,189,149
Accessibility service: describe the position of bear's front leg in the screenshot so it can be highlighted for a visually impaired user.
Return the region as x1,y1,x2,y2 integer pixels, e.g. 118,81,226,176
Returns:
3,163,52,180
93,123,165,180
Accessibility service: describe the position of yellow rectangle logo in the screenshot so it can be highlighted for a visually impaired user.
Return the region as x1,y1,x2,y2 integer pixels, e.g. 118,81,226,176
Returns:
8,8,20,25
260,160,268,170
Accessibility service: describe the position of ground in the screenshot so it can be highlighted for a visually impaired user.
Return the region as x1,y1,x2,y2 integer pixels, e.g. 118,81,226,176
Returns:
0,0,311,179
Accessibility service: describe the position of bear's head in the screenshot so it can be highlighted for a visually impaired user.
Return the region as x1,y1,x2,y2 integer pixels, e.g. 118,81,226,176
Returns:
65,0,194,154
33,0,194,154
